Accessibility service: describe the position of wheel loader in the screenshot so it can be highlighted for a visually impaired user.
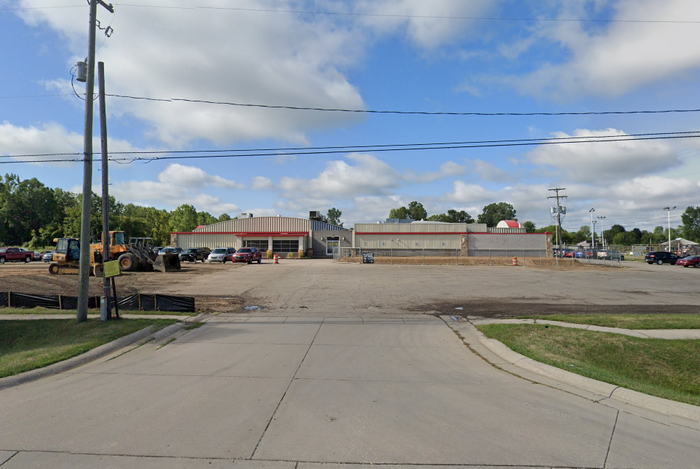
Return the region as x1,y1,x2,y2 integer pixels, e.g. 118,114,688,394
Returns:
48,232,180,275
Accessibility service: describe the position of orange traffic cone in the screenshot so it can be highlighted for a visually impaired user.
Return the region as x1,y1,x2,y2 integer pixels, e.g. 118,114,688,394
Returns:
274,254,279,264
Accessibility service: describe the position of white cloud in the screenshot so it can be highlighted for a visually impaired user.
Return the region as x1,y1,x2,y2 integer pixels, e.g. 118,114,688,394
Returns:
472,159,512,182
0,121,141,164
158,163,243,189
354,0,498,49
515,0,700,98
404,160,466,182
110,163,240,215
528,128,679,182
18,0,366,146
251,176,274,190
280,153,399,198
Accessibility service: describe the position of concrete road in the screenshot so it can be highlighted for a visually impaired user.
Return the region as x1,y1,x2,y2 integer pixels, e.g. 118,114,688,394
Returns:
1,315,698,468
154,259,700,315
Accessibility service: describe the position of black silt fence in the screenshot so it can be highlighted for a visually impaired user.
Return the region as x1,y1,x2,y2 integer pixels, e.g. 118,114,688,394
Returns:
0,292,195,313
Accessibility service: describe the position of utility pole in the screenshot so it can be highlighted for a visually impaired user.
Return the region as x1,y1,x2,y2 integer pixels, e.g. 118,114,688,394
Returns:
77,0,114,322
98,61,111,321
547,187,567,251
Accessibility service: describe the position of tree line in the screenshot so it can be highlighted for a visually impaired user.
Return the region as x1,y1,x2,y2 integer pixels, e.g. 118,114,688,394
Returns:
388,200,700,245
0,174,230,249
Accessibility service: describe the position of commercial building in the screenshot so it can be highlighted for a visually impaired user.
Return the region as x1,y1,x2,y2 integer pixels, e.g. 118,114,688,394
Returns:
353,221,550,257
171,215,351,258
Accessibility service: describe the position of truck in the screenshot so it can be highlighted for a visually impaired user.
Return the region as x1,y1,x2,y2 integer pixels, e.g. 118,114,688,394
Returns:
0,247,34,263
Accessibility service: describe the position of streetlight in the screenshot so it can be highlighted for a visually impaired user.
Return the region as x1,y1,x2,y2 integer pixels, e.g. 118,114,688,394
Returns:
663,206,676,252
589,208,596,249
597,215,607,249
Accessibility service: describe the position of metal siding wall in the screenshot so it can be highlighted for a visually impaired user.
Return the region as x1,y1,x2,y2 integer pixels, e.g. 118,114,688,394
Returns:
194,217,310,233
468,233,547,256
355,223,468,233
355,234,461,249
175,234,240,249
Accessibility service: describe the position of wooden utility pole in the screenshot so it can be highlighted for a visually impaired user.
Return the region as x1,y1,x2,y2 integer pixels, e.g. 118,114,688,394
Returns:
547,187,567,251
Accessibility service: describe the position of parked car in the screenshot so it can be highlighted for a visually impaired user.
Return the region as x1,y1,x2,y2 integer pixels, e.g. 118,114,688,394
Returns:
179,247,211,262
158,247,183,255
597,250,625,261
232,247,262,264
224,247,236,263
0,247,34,263
645,251,679,265
676,255,700,268
32,250,42,261
206,247,236,263
42,250,55,262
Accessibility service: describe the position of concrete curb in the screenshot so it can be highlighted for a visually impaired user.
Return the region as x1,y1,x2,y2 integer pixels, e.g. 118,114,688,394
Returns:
0,321,191,391
471,318,700,340
442,316,700,423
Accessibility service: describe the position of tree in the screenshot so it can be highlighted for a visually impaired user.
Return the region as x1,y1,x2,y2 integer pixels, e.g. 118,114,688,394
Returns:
407,201,427,221
326,207,342,226
477,202,516,227
169,204,199,232
388,201,426,221
218,213,232,222
427,209,474,223
681,206,700,242
522,221,536,233
388,206,410,220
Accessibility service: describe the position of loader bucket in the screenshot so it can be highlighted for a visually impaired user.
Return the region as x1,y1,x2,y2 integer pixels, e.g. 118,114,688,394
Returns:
153,253,181,272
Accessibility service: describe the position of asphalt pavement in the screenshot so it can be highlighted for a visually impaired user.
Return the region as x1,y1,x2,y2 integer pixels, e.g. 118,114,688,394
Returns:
0,314,698,468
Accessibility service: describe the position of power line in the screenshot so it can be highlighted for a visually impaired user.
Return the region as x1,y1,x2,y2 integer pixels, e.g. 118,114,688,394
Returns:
5,3,700,24
3,132,700,165
4,130,700,159
105,92,700,117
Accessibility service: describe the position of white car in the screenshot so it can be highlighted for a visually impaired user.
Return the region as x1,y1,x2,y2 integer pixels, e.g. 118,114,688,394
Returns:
207,248,234,263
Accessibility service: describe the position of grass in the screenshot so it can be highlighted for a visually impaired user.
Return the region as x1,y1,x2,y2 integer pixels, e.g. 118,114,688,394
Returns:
478,324,700,406
0,318,176,378
0,307,195,316
517,313,700,329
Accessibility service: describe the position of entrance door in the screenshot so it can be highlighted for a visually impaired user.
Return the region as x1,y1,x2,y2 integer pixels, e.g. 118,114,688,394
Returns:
326,237,340,257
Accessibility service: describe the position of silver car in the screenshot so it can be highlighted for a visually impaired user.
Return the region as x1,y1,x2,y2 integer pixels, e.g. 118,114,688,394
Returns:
207,248,232,263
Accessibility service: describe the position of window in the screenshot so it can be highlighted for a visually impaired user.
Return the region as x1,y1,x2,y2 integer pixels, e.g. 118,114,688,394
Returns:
273,240,299,253
244,240,268,250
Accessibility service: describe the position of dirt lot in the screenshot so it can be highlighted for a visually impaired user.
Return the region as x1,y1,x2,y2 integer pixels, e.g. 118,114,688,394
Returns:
2,258,699,316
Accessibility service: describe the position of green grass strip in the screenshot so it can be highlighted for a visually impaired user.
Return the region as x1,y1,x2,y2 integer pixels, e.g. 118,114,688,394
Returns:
478,324,700,406
517,313,700,329
0,319,176,378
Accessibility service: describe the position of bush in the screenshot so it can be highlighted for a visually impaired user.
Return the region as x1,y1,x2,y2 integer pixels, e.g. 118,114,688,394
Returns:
266,249,273,259
287,252,296,258
297,249,304,258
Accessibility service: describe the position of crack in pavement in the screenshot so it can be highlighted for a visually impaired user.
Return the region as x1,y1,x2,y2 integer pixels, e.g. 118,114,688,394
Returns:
603,410,620,468
250,319,325,459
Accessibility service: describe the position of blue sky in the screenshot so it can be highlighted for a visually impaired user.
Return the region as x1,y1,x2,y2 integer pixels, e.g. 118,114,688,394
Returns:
2,0,700,231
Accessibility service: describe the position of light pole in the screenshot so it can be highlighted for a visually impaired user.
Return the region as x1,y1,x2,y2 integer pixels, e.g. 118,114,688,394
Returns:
597,215,607,249
589,208,596,249
663,206,676,252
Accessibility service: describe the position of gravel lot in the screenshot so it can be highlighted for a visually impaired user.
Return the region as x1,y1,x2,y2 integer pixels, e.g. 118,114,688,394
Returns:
2,259,698,315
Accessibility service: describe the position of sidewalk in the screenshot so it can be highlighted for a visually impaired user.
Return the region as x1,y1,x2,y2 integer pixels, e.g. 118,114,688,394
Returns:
0,313,197,321
469,317,700,339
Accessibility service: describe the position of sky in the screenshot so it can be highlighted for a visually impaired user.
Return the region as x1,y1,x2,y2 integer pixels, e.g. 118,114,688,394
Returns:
1,0,700,232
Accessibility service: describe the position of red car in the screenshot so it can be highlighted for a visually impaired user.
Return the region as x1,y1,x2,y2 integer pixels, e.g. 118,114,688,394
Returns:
0,247,33,263
232,247,262,264
676,255,700,268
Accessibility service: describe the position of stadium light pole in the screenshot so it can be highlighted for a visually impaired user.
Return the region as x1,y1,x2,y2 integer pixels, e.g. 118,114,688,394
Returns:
589,208,596,249
664,206,676,252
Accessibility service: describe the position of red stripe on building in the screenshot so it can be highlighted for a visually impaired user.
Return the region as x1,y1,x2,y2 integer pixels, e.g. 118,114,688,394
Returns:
171,231,308,237
355,232,550,235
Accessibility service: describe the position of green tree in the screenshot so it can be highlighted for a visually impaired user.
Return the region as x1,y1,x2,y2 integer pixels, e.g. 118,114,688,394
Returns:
388,201,427,221
427,209,474,223
477,202,516,227
388,206,410,220
522,221,536,233
681,206,700,241
169,204,199,232
218,213,232,222
326,207,342,226
407,201,427,221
